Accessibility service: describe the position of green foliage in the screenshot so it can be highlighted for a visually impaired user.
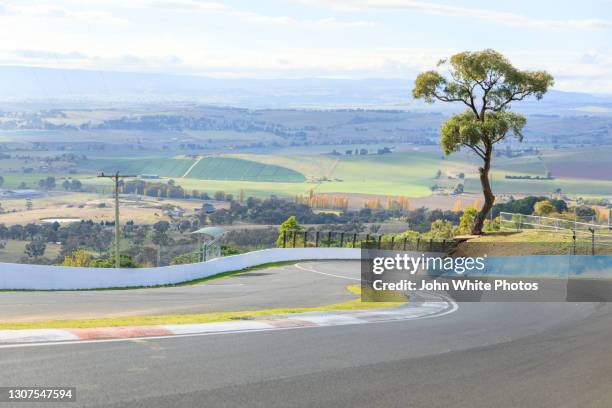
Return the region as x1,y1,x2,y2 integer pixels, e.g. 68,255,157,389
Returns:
440,111,527,155
171,253,200,265
413,49,553,110
60,249,93,267
151,221,171,246
492,196,567,217
425,220,455,239
533,200,555,216
221,244,240,256
24,239,46,259
484,217,501,232
89,254,138,268
575,205,596,218
384,230,420,242
38,176,56,190
60,249,138,268
456,207,478,235
413,49,553,156
276,216,303,247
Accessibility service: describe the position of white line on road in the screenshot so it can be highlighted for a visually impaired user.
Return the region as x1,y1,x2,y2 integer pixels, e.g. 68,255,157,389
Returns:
295,262,458,319
294,263,361,281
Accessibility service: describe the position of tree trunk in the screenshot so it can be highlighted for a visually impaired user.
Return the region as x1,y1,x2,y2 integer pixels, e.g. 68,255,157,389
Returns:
471,153,495,235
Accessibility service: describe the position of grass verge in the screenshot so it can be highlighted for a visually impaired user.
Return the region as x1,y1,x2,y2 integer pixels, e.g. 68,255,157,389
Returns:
0,285,405,330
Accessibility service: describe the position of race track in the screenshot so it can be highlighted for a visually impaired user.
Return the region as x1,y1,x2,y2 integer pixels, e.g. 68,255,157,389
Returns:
0,261,360,321
2,261,612,407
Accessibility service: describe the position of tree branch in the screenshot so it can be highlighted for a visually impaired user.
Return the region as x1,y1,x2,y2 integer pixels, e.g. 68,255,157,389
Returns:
462,143,486,160
432,92,478,117
492,89,534,112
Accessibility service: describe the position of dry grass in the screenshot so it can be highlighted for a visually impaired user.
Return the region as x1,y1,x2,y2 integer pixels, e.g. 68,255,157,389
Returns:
0,240,61,263
0,192,226,225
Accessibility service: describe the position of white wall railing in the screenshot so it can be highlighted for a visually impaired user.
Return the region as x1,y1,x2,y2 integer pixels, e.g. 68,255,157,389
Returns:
0,248,361,290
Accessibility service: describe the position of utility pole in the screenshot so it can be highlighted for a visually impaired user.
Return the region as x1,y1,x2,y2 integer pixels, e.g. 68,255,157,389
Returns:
97,172,136,268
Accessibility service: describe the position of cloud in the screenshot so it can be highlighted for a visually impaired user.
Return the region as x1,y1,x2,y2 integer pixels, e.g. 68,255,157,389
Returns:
13,49,88,60
297,0,612,30
106,0,375,29
141,0,230,12
4,46,612,93
1,3,128,25
8,49,183,71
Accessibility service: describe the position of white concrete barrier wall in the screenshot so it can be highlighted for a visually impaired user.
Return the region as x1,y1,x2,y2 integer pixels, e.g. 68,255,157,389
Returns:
0,248,361,290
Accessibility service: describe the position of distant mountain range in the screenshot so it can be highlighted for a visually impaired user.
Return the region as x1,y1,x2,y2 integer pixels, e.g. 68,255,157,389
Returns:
1,65,611,114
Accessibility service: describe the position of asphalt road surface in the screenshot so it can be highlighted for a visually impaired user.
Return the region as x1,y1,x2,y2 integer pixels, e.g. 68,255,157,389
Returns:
0,261,359,322
2,261,612,407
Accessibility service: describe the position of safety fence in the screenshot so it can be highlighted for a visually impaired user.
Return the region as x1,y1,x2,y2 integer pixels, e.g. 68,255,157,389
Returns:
499,212,612,255
277,230,453,253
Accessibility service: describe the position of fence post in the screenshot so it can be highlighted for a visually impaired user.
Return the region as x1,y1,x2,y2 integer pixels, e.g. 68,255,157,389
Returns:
416,237,420,251
340,232,345,247
365,234,370,248
443,239,446,252
572,230,576,255
403,237,407,251
327,231,332,247
292,230,297,248
352,233,357,248
390,236,395,250
590,228,595,256
304,231,308,247
315,231,320,248
429,238,433,251
282,231,286,248
377,235,382,250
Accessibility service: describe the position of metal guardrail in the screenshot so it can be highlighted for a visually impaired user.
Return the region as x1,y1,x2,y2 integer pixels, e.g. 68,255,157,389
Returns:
499,212,612,255
499,212,611,233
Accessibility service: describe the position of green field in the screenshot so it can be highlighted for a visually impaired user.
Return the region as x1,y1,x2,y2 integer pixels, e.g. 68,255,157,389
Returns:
186,157,306,182
224,153,336,179
0,173,68,189
183,130,285,143
166,178,312,198
74,156,305,183
77,157,195,178
4,145,612,201
316,151,441,197
222,149,467,197
494,155,548,175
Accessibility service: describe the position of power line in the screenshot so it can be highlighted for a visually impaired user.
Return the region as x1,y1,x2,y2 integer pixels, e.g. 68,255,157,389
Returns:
97,172,136,268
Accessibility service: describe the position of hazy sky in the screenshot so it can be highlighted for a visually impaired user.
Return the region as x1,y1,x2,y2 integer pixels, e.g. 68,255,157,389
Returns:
1,0,611,93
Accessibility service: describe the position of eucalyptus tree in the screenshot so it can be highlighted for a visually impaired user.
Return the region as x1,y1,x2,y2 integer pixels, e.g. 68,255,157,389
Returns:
413,49,553,234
